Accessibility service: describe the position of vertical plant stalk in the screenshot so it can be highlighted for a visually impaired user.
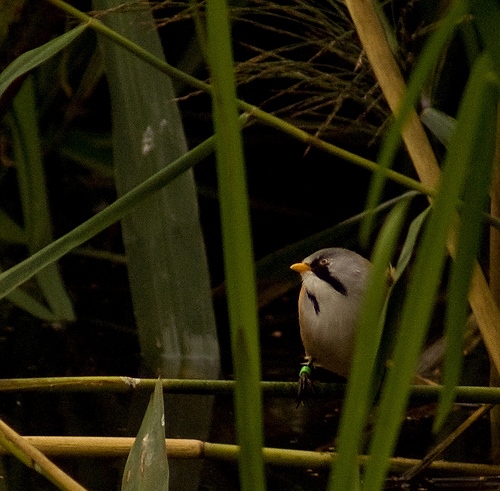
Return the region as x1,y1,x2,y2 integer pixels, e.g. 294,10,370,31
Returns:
206,0,265,490
346,0,500,389
345,0,441,190
489,106,500,463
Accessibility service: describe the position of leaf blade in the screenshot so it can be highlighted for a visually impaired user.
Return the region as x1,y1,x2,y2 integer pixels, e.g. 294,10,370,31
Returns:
0,24,86,99
362,52,496,491
122,379,168,491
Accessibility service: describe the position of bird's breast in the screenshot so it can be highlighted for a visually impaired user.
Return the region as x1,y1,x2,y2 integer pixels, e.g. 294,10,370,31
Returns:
298,279,361,377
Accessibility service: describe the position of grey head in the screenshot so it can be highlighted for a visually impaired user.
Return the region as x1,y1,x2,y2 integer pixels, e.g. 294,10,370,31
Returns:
301,247,371,298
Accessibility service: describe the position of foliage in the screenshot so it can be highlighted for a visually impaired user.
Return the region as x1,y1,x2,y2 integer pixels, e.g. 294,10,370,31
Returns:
122,379,169,491
0,0,498,490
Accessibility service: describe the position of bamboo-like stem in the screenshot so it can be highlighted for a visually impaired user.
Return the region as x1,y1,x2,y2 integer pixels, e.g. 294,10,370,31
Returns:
0,436,203,457
1,436,500,476
0,419,88,491
489,106,500,463
489,112,500,303
0,376,331,396
345,0,441,190
3,377,500,404
345,0,500,387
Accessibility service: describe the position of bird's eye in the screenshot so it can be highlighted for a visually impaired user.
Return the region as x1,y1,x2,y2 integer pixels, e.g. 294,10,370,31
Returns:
319,258,329,266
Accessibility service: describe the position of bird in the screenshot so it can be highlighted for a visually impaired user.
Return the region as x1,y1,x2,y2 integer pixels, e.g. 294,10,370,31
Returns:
290,248,372,380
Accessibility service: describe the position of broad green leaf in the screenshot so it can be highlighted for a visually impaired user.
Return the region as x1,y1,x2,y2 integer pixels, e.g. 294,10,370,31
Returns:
362,52,496,491
122,378,168,490
95,3,219,490
94,0,219,380
0,24,86,99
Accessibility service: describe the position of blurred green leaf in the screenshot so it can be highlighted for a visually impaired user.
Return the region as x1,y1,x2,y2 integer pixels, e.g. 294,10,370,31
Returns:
362,51,497,491
0,209,25,244
435,54,498,431
0,24,86,99
0,147,64,321
372,205,432,394
0,134,216,303
393,206,431,283
122,378,169,491
330,198,410,491
207,0,265,488
471,0,500,77
10,76,75,321
6,279,60,321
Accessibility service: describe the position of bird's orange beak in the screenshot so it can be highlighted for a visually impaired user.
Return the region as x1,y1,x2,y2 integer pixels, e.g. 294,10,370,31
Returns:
290,262,311,274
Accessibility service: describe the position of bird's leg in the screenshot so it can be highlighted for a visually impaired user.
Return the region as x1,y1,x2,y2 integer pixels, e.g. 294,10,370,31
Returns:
296,357,315,407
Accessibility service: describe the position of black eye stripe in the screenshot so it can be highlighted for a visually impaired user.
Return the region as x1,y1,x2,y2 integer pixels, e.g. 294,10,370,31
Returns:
310,259,348,296
323,275,348,296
